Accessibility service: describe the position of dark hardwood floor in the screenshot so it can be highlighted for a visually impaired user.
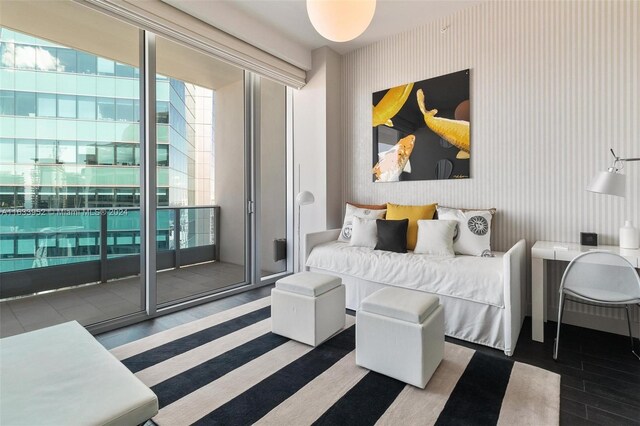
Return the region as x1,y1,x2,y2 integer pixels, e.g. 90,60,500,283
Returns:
97,285,273,350
508,319,640,426
96,286,640,425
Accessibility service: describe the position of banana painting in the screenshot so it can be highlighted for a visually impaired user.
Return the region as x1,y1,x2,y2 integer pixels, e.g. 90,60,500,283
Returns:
372,83,414,127
417,89,470,156
372,135,415,182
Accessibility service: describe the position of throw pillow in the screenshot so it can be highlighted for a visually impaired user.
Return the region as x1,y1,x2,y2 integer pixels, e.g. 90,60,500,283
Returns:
385,203,437,251
338,203,386,242
374,219,409,253
437,207,493,257
350,217,378,248
348,202,388,211
434,206,497,222
414,220,457,256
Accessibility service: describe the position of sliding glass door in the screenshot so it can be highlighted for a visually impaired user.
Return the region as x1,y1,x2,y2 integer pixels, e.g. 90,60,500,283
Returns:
0,1,290,336
0,2,146,331
153,36,247,308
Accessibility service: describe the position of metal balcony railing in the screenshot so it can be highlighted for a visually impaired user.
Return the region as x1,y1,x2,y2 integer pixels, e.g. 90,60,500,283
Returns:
0,206,220,299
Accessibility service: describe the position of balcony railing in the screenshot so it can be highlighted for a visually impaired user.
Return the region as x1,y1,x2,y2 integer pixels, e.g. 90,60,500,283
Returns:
0,206,220,299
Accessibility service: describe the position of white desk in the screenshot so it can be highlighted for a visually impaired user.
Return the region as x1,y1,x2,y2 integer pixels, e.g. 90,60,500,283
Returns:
531,241,640,342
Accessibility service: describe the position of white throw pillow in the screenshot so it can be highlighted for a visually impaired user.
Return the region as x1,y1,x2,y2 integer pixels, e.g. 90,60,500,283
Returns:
437,207,493,257
414,220,456,256
349,217,378,248
338,204,386,242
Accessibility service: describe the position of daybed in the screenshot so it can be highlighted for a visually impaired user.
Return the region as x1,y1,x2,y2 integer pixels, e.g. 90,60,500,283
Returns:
305,229,526,356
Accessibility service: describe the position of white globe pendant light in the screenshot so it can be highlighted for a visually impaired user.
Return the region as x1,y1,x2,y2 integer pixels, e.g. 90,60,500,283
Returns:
307,0,376,42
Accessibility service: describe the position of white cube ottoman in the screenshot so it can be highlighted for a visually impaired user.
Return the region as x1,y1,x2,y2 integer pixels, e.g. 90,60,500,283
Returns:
272,272,346,346
356,287,444,388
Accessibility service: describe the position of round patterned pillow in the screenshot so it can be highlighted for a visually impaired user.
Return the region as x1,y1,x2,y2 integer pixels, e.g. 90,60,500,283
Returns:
467,216,489,236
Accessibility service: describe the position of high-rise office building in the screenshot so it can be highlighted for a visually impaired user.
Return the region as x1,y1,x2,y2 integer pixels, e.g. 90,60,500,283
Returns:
0,27,215,273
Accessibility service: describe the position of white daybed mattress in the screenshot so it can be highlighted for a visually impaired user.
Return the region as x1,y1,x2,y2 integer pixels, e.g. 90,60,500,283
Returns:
306,241,505,307
307,269,508,351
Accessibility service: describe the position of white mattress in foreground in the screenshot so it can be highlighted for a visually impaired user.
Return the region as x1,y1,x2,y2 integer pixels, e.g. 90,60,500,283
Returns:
0,321,158,426
306,241,505,307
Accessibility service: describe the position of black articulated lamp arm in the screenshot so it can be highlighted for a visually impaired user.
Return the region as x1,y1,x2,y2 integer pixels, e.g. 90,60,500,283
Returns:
611,149,640,163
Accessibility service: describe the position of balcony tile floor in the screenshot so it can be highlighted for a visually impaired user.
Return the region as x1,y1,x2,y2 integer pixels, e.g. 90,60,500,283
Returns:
0,261,246,338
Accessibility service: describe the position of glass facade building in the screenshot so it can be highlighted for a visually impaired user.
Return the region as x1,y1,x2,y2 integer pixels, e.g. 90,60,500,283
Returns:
0,27,215,274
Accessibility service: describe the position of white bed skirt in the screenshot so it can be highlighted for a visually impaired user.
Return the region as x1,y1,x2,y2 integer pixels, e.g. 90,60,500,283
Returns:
309,267,506,352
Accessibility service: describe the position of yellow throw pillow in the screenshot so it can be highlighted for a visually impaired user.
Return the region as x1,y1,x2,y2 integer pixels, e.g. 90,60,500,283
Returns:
386,203,438,250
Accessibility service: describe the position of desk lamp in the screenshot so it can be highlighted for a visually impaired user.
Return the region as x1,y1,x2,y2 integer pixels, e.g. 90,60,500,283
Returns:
587,149,639,249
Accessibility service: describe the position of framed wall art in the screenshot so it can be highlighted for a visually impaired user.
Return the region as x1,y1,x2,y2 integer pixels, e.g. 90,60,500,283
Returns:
372,69,470,182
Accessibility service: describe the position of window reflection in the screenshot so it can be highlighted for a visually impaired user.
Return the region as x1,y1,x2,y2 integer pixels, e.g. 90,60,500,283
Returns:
1,91,181,125
115,62,134,78
57,95,76,119
116,144,134,166
36,139,56,163
57,141,76,164
37,93,56,117
14,44,36,69
36,47,57,71
0,139,170,167
0,138,15,162
0,91,15,115
157,101,169,124
15,92,36,116
77,52,96,74
78,141,97,165
97,57,115,76
77,96,96,120
97,142,115,165
0,41,15,67
115,99,134,122
15,139,36,163
97,97,115,121
56,49,76,73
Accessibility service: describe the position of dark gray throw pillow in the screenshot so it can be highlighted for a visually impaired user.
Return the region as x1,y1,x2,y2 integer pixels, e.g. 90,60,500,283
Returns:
374,219,409,253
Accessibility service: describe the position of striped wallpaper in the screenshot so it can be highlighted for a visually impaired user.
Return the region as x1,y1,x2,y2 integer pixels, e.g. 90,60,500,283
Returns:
341,0,639,329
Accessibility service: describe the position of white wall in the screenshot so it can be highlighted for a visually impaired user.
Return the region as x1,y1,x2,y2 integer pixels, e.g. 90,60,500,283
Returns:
325,48,344,230
341,1,639,333
294,47,343,271
214,79,246,266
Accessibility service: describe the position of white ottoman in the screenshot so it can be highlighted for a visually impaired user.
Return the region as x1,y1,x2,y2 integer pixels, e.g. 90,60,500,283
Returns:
272,272,346,346
356,287,444,388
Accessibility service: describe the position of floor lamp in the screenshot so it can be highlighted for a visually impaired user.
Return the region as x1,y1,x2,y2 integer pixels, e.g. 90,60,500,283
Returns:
296,190,315,272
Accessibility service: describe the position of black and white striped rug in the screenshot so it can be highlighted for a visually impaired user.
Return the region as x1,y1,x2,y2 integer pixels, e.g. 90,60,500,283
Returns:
111,297,560,425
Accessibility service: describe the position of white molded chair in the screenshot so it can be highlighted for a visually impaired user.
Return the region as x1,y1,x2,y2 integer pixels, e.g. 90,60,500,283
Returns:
553,251,640,361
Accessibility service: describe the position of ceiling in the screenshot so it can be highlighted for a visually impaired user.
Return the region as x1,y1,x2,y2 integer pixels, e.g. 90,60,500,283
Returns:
162,0,483,68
